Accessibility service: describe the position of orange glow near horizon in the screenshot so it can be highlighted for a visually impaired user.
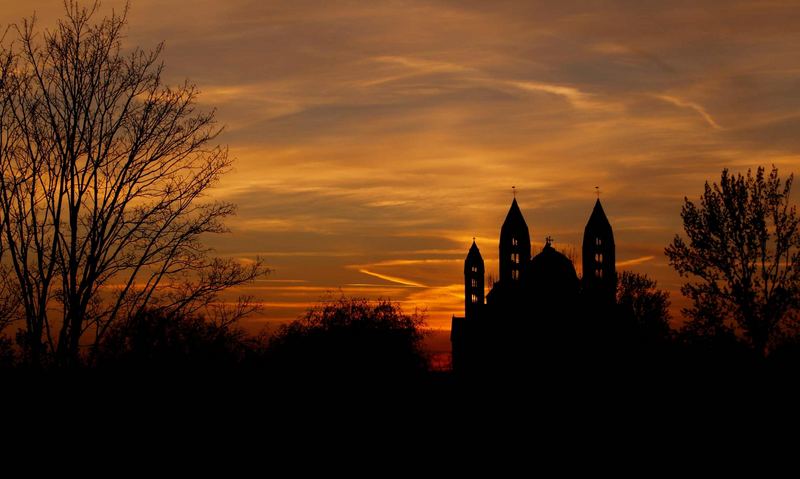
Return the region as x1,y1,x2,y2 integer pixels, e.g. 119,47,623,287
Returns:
4,0,800,334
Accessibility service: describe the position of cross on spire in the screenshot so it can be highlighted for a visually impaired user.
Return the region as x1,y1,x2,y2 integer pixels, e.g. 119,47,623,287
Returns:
512,186,516,199
545,236,553,246
595,186,601,199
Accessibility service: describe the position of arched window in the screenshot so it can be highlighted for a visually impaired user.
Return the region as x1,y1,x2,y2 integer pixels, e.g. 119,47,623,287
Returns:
512,270,519,280
471,294,478,304
471,279,478,288
512,237,518,246
471,266,478,273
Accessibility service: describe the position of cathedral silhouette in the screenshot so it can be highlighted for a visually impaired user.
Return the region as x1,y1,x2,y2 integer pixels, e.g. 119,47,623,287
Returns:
451,195,617,372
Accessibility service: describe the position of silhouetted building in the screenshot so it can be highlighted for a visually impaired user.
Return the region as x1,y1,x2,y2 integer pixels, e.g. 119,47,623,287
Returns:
582,199,616,308
464,240,485,321
451,196,617,373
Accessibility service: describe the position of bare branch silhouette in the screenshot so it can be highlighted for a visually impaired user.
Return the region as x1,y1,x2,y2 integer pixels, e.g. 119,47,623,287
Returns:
0,1,267,367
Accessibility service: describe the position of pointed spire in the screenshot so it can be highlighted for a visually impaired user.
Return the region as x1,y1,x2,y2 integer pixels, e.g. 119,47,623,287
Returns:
503,197,526,228
587,198,612,231
466,238,483,261
468,238,481,254
465,238,484,273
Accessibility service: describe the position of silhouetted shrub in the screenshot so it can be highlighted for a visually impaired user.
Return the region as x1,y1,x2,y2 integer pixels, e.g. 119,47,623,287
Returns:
0,335,16,369
95,309,249,370
265,297,429,380
616,271,673,347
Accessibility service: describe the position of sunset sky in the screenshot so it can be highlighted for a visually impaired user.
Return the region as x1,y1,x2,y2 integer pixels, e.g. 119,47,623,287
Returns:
4,0,800,331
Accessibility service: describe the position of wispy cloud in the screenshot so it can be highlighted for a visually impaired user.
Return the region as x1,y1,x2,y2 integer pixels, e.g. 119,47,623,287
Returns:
365,54,617,113
358,56,475,87
358,269,427,288
505,80,602,110
655,94,722,129
366,200,410,207
255,279,309,284
355,259,462,267
617,255,656,267
371,56,473,74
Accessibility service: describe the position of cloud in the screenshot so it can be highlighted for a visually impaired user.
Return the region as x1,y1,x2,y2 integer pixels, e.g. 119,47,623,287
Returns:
504,80,611,110
357,269,427,288
355,259,462,267
361,55,475,87
365,200,410,207
371,56,473,73
655,94,723,130
617,255,657,267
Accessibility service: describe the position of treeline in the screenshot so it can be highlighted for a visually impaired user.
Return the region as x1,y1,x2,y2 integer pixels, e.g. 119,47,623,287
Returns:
0,289,797,382
0,297,432,383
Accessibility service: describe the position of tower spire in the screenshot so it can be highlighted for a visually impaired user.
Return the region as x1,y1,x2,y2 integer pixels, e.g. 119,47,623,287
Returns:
464,239,485,320
582,194,616,306
499,194,530,284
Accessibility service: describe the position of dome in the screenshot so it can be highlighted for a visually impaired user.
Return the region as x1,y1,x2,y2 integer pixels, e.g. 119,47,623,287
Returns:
529,242,579,293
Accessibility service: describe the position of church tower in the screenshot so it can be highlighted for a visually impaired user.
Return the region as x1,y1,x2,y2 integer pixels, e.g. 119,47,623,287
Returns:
582,198,616,305
499,198,531,285
464,240,484,320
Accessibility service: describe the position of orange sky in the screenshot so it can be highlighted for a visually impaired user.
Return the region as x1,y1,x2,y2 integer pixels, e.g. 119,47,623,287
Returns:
4,0,800,332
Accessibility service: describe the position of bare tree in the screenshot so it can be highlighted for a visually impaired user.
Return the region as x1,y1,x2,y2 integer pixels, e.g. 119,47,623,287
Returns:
0,2,267,366
665,166,800,356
